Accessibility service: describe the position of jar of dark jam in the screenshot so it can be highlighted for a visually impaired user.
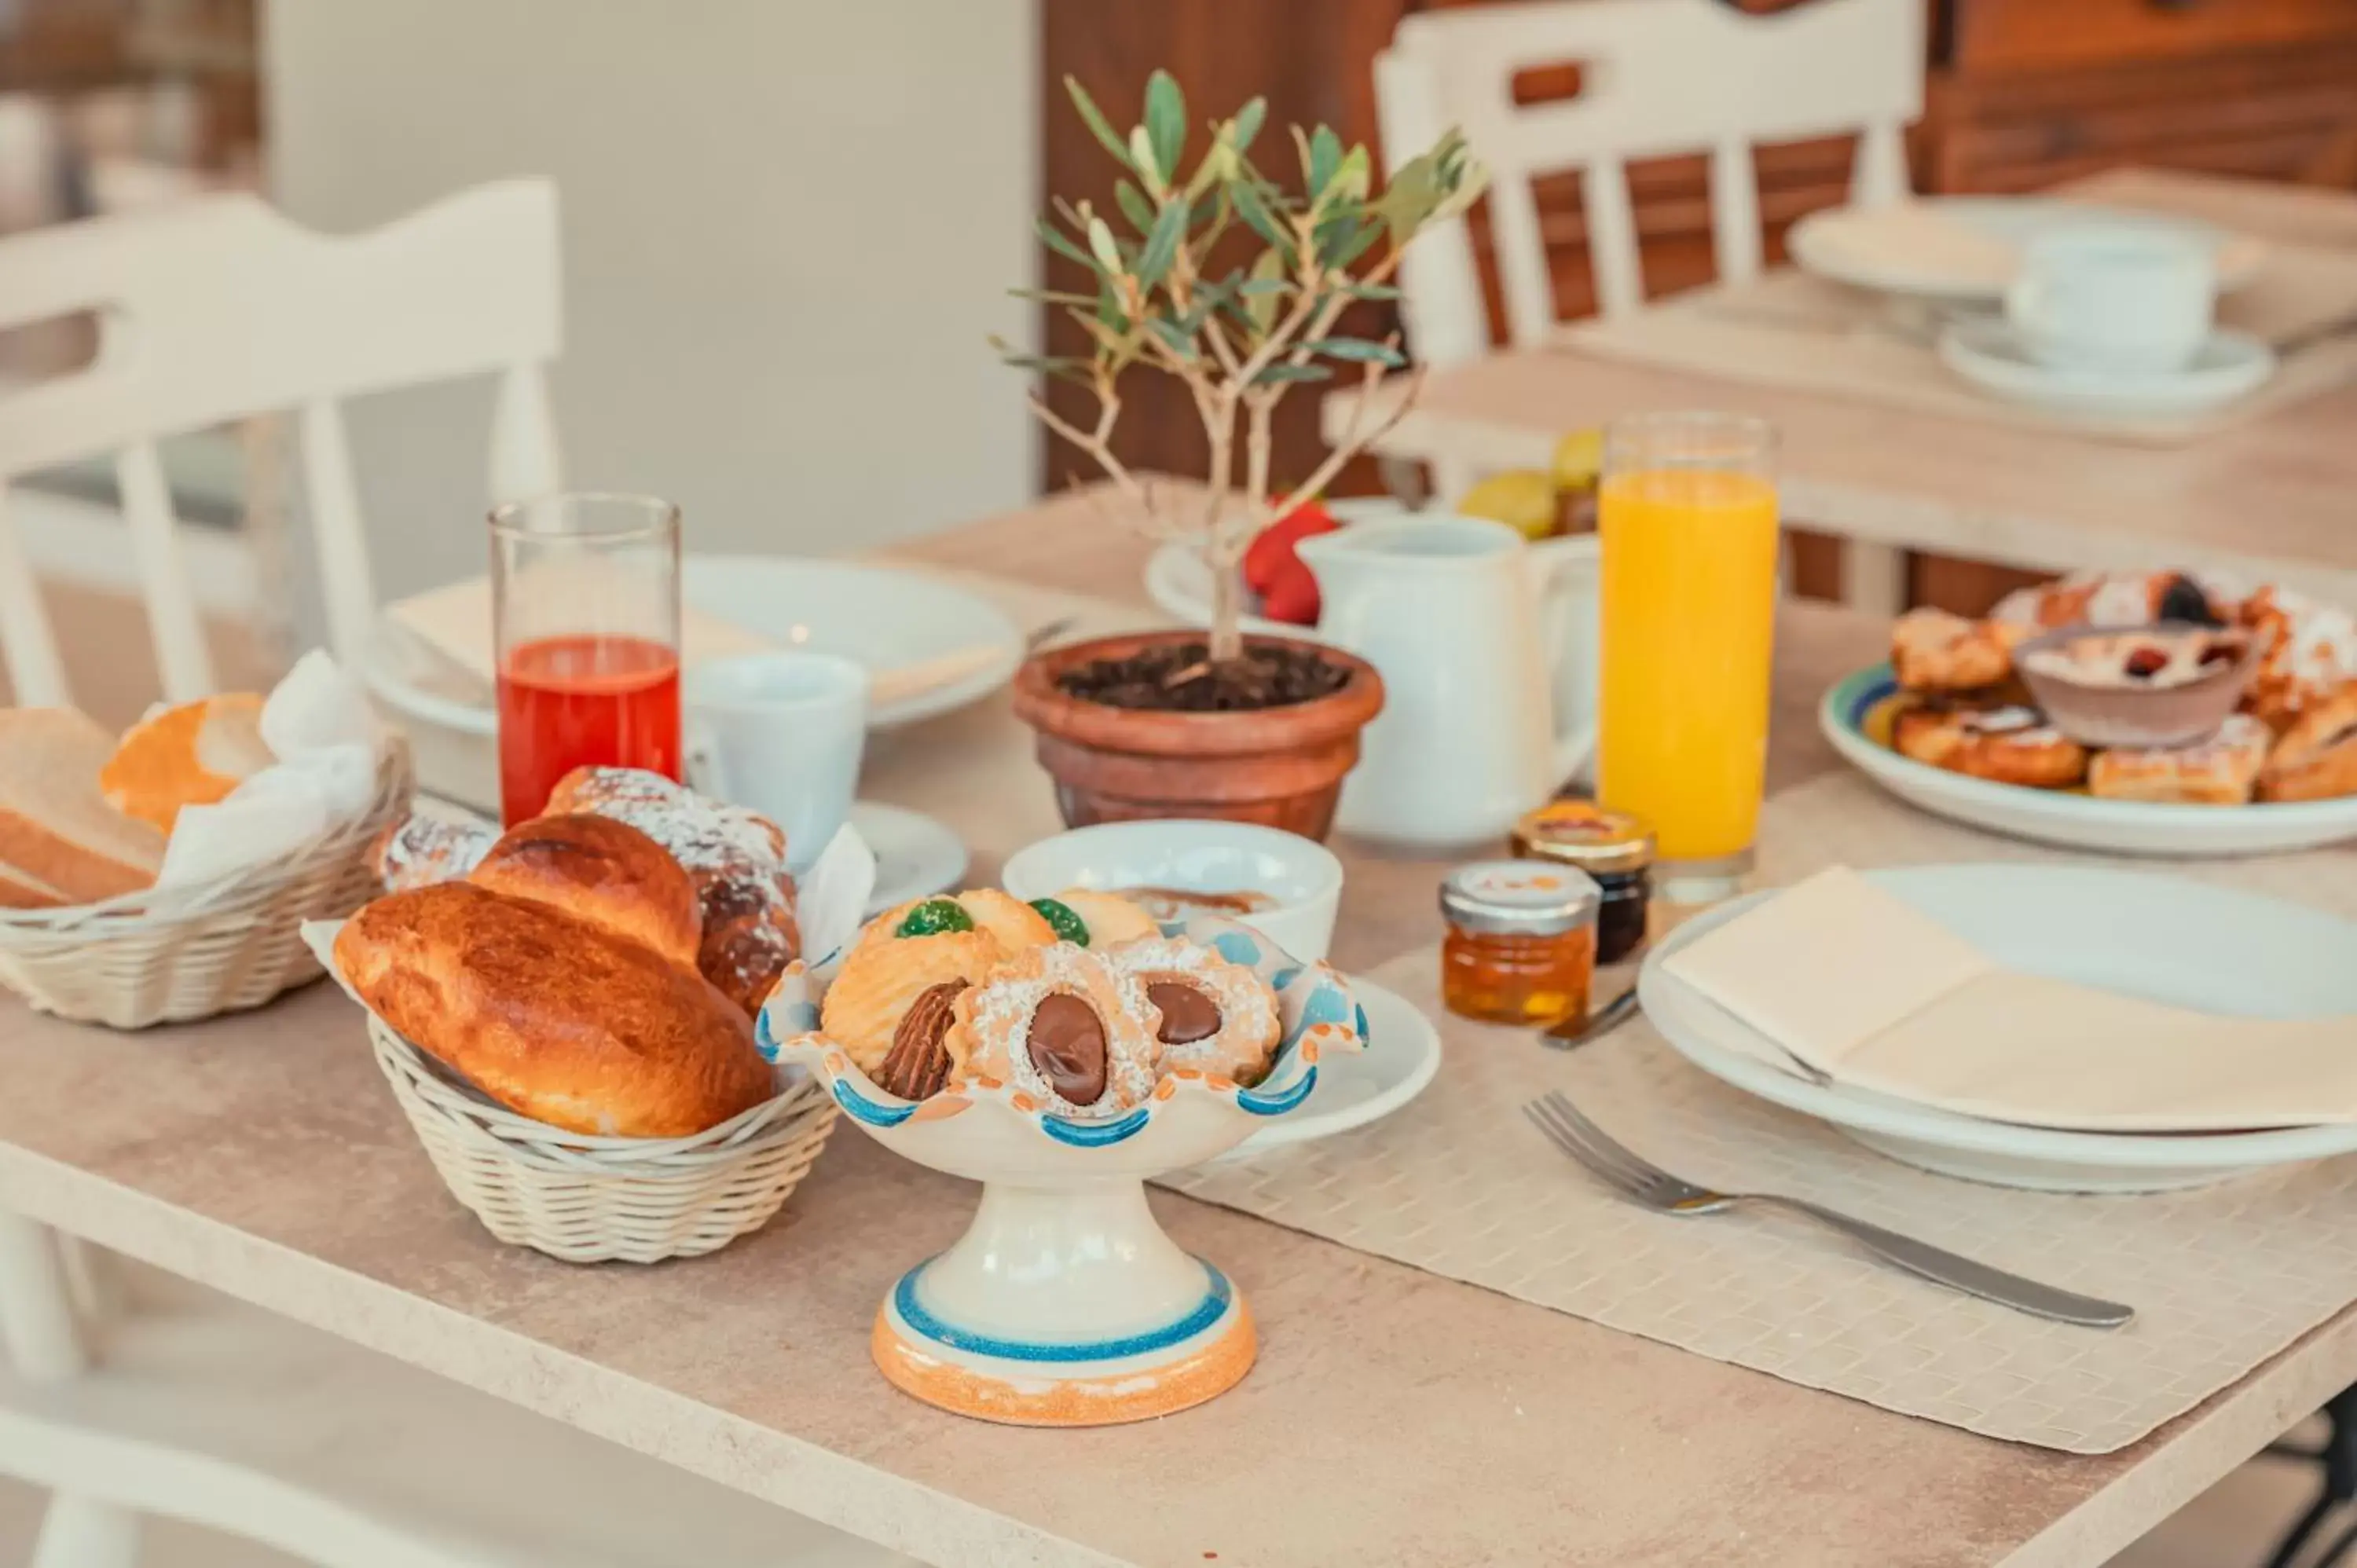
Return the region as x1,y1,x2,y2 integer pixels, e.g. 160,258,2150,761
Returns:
1510,800,1655,965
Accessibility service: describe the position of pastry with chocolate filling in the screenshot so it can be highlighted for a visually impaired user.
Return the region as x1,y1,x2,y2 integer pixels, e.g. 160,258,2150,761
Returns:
954,943,1162,1118
1101,936,1281,1086
820,917,1001,1090
2258,683,2357,803
1025,888,1160,947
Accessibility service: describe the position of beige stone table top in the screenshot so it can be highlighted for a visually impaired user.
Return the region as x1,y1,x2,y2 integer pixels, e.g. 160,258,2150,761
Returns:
9,488,2357,1566
1328,167,2357,604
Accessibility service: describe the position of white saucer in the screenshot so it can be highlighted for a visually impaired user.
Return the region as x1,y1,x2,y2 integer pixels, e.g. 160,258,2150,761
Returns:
1221,976,1442,1159
1937,318,2275,417
1790,196,2267,302
852,802,968,916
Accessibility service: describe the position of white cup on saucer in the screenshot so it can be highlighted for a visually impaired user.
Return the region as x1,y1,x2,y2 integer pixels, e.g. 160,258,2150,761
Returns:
683,652,867,871
2005,225,2216,374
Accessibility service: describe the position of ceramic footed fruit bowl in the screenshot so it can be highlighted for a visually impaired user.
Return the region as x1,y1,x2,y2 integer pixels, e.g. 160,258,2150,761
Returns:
759,888,1362,1427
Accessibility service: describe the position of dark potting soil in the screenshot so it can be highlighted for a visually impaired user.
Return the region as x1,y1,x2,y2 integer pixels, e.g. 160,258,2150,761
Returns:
1058,640,1353,713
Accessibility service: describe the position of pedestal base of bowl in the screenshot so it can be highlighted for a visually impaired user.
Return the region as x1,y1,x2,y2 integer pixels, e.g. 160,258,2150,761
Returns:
868,1179,1257,1427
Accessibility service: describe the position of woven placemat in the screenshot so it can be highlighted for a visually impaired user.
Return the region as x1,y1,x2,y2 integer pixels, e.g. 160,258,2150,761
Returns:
1162,775,2357,1453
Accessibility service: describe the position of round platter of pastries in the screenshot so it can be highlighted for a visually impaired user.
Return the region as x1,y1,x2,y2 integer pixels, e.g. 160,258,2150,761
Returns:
1820,570,2357,855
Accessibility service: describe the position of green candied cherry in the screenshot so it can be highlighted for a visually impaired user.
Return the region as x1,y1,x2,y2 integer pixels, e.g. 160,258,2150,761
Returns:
1029,897,1090,946
894,898,974,937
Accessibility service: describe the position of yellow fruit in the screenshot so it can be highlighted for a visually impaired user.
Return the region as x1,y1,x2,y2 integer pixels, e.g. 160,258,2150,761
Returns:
1552,427,1605,493
1455,469,1556,541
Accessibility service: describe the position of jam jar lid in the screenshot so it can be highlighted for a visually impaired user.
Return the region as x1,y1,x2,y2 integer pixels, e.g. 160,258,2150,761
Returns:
1510,800,1656,876
1439,860,1602,936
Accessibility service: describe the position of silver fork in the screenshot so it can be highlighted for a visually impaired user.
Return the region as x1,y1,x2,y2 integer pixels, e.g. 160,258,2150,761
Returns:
1523,1091,2133,1328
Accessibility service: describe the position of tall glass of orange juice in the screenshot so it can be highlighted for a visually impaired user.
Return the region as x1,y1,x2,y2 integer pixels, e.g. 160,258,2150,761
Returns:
1596,412,1780,903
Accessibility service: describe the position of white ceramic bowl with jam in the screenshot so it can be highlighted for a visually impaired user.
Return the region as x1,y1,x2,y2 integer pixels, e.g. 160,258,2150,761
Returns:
1002,818,1343,963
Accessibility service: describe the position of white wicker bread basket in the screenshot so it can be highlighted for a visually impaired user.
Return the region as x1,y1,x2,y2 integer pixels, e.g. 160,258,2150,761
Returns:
0,745,413,1029
367,1017,838,1264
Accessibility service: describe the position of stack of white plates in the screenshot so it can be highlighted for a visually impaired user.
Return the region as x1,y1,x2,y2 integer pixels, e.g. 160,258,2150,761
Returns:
1637,865,2357,1192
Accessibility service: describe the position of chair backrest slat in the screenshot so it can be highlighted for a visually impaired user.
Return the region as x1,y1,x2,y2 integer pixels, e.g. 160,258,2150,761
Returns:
115,440,216,702
490,361,564,506
0,178,563,705
1378,0,1923,351
0,483,69,707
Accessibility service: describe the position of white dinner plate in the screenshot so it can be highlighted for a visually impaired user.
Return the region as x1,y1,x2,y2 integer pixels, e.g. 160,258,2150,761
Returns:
1788,196,2267,303
1220,976,1442,1159
364,557,1023,739
1937,320,2275,418
853,802,968,917
1821,665,2357,858
1640,865,2357,1192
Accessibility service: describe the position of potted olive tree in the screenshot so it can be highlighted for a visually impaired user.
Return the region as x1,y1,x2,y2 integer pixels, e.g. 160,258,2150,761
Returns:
1003,71,1485,837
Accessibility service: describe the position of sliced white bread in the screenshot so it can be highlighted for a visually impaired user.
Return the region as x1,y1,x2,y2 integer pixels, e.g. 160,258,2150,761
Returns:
0,708,166,903
99,693,273,835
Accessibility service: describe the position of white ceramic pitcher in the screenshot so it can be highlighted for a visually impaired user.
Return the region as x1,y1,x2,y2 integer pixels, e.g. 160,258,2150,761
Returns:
1297,514,1593,848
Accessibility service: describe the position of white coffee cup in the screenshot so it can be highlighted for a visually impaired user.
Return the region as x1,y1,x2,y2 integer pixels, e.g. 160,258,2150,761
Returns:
683,652,867,872
2005,225,2216,374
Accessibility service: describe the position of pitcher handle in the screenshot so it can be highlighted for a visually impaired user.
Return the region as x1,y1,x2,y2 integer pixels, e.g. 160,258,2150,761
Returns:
1529,538,1599,788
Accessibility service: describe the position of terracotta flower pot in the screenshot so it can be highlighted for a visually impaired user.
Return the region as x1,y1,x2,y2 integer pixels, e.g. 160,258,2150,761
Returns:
1010,631,1385,841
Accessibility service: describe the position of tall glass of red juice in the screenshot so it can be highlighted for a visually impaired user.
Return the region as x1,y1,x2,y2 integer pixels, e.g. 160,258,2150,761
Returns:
491,493,683,824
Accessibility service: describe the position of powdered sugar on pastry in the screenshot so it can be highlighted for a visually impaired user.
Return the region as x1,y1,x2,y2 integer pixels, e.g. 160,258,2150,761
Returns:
1099,936,1281,1086
955,943,1161,1119
372,814,495,891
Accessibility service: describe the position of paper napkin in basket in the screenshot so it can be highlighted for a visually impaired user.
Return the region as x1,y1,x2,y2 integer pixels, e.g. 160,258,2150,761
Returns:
1662,866,2357,1133
156,651,388,889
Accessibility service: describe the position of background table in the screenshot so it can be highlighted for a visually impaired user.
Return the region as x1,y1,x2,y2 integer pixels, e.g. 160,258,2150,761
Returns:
4,486,2355,1567
1329,169,2357,610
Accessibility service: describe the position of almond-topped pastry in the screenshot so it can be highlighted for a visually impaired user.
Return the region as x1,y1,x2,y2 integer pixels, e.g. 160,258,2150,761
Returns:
824,899,1005,1089
955,943,1163,1119
2089,714,2274,805
2258,684,2357,803
372,814,495,891
1099,935,1280,1086
1890,608,2026,694
1892,705,2089,789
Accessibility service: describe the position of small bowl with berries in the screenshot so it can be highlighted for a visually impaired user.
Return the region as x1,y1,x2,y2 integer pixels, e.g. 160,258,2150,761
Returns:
2017,621,2260,749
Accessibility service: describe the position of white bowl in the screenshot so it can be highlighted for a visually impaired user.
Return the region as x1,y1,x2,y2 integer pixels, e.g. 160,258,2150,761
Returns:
1002,818,1343,964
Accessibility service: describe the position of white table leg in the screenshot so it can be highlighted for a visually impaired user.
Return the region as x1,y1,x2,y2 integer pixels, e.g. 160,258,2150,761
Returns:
31,1493,141,1568
1,1209,143,1568
1842,539,1907,617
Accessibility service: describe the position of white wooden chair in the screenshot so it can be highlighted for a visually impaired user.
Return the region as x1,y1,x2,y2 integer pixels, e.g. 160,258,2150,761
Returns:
0,180,562,1568
1375,0,1923,610
0,178,565,711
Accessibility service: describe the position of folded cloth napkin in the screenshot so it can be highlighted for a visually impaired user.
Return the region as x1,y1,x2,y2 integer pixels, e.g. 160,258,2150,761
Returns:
385,577,769,687
1662,866,2357,1134
155,651,388,888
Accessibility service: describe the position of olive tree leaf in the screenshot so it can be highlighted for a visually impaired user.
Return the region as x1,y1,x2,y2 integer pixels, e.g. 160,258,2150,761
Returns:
1230,96,1266,156
1321,213,1385,271
1228,178,1288,252
1251,361,1333,385
1087,216,1124,274
1114,179,1156,234
1128,126,1161,190
1303,335,1406,368
1036,216,1104,277
1146,317,1197,361
1145,69,1186,185
1308,125,1343,200
1244,246,1287,332
1134,197,1188,288
1064,76,1133,169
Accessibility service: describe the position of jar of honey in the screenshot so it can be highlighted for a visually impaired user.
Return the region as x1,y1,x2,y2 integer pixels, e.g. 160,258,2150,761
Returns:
1438,860,1600,1028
